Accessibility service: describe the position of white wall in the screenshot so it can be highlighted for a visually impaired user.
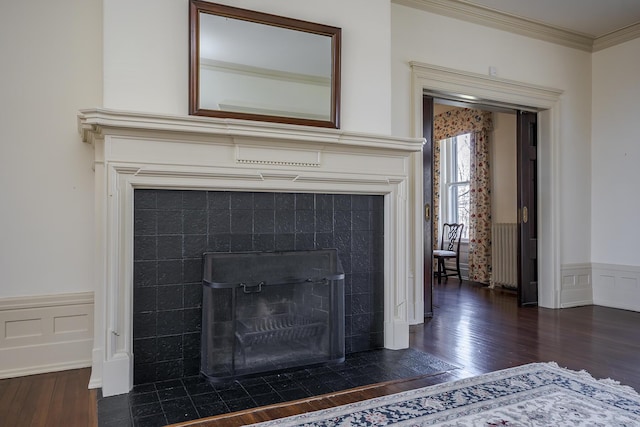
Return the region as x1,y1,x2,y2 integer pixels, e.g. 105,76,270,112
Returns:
590,37,640,311
2,0,638,378
0,0,391,300
0,0,102,298
391,3,593,266
103,0,392,134
592,38,640,266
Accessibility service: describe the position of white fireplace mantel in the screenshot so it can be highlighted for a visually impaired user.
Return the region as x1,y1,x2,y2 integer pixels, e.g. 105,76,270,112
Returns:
79,108,424,396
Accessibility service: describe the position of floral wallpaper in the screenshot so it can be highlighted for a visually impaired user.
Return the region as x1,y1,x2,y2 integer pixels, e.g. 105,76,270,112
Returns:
434,108,493,284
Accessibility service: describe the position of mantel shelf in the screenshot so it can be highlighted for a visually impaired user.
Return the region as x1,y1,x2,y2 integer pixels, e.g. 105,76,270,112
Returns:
78,108,424,153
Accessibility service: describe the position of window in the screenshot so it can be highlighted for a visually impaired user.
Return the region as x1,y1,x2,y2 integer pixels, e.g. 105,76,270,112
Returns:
440,133,470,240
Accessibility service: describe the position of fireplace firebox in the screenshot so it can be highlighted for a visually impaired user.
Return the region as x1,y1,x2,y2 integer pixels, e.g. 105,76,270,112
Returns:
201,249,345,381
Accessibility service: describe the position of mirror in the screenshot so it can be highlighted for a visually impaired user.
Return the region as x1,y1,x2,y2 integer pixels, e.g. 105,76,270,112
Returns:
189,1,341,128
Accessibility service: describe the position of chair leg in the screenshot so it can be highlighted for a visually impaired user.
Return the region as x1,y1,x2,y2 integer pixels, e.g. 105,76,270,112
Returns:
436,258,442,284
456,257,462,282
441,259,448,283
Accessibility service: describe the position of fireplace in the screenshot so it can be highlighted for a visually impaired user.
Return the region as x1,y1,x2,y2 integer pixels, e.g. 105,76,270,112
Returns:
201,249,345,380
132,189,381,384
79,108,423,396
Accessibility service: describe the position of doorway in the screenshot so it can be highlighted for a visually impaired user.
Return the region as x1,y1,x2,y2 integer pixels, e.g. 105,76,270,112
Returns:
427,99,539,307
425,97,538,309
412,64,561,320
431,99,519,288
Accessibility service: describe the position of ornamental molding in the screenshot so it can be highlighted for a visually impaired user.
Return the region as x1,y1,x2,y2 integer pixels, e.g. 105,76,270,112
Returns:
393,0,640,52
78,108,423,153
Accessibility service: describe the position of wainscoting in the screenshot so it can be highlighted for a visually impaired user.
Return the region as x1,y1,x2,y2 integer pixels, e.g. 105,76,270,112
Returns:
561,262,640,312
593,263,640,312
560,264,593,308
0,292,94,379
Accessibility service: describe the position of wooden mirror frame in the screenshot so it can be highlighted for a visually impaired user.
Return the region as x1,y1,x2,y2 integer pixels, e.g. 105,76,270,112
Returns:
189,1,341,128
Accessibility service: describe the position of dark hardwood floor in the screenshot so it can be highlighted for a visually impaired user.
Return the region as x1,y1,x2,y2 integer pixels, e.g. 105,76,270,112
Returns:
175,281,640,426
0,367,97,427
2,281,640,427
417,281,640,390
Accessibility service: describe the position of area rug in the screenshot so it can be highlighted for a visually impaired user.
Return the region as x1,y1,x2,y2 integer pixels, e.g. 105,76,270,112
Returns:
248,362,640,426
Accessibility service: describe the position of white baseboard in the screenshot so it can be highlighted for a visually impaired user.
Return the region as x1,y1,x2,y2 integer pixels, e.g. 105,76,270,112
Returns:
88,347,103,389
592,263,640,312
560,263,593,308
0,292,94,379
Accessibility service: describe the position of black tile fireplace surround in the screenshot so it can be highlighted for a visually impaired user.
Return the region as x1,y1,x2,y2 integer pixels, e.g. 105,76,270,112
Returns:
133,189,384,385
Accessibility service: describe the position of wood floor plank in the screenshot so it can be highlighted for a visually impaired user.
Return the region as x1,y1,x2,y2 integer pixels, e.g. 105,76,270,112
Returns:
0,376,10,398
0,377,23,420
0,368,96,427
88,387,99,427
62,369,86,426
22,373,56,426
4,377,32,425
45,371,69,427
414,282,640,390
71,369,97,427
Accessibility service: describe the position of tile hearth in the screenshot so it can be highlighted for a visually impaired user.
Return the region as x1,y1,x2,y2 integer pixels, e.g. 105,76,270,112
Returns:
97,348,456,427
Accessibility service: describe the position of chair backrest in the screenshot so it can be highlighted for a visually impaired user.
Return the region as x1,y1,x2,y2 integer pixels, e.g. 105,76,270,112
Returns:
440,223,464,252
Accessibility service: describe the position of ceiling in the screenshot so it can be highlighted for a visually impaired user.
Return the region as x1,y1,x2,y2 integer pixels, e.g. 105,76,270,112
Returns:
394,0,640,51
463,0,640,37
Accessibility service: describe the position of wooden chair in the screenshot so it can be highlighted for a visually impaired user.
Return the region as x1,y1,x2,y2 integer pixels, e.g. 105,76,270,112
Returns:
434,223,464,284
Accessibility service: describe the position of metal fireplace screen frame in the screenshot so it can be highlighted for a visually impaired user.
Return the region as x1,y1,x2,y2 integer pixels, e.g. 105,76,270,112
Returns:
201,249,345,381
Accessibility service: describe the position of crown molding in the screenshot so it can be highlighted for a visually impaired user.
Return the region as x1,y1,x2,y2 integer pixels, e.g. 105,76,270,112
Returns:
394,0,640,52
593,22,640,52
393,0,593,51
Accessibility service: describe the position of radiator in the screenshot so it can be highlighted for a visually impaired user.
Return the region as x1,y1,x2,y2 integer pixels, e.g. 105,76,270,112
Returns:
491,223,518,288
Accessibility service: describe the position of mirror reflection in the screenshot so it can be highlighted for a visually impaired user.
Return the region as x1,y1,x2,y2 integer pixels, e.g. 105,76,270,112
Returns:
190,1,341,128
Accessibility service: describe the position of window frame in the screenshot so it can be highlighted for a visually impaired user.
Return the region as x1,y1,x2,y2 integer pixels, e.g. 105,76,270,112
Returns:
439,133,471,241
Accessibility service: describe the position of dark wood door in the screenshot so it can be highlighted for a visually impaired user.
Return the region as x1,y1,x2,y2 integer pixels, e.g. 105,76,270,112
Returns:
423,96,434,317
517,111,538,306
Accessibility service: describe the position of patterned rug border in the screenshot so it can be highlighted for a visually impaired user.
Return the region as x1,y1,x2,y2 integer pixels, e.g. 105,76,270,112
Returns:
246,362,640,426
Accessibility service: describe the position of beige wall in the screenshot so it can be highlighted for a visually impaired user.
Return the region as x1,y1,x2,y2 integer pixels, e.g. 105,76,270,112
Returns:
0,0,102,297
592,37,640,266
1,0,638,306
103,0,393,134
391,2,593,266
491,112,517,223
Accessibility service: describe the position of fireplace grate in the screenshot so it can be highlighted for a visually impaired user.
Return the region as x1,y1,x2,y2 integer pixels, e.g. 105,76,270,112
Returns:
236,314,325,346
201,249,345,381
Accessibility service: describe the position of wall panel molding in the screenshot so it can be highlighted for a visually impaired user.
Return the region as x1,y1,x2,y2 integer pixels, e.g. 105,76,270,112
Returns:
560,263,593,308
592,263,640,312
0,292,94,379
